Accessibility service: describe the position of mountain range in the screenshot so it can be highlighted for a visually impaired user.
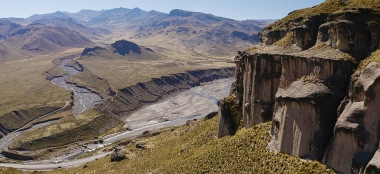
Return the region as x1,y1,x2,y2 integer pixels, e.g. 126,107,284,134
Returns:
0,7,274,61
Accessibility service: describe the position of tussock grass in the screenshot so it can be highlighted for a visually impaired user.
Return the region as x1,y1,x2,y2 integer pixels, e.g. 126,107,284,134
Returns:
0,57,71,116
273,32,294,48
357,49,380,72
271,0,380,30
47,117,334,174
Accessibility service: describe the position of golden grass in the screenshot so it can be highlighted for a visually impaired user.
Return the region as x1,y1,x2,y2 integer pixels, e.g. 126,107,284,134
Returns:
357,49,380,72
0,167,21,174
273,32,294,48
244,46,259,52
0,56,71,116
47,117,334,174
78,57,233,89
0,102,66,131
270,0,380,30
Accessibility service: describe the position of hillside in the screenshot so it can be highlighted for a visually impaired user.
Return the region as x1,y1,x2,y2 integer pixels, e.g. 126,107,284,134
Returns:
0,19,21,37
0,24,93,61
30,17,110,40
80,39,162,60
43,117,333,174
129,9,271,60
4,8,273,60
85,7,167,30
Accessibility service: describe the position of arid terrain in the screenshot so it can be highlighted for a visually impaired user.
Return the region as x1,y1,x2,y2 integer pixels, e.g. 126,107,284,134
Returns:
0,6,274,172
5,0,380,174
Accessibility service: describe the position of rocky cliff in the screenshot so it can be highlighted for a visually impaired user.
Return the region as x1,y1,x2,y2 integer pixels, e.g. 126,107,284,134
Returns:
220,1,380,173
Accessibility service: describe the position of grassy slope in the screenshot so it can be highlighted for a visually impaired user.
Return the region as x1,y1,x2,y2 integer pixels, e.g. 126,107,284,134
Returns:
78,57,234,90
272,0,380,29
49,117,334,174
0,167,21,174
0,56,71,116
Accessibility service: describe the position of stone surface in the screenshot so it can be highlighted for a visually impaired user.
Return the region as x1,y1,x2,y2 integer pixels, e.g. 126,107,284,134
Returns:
110,147,126,162
268,81,344,160
240,53,281,128
324,62,380,174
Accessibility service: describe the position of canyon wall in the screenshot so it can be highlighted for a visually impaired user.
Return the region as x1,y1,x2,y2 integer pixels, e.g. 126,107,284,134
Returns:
324,62,380,174
222,6,380,174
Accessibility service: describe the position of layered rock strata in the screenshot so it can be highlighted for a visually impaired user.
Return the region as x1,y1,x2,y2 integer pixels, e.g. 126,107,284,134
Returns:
103,68,235,119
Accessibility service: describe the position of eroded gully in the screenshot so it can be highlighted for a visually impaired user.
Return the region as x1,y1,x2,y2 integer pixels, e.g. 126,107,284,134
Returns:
0,63,233,171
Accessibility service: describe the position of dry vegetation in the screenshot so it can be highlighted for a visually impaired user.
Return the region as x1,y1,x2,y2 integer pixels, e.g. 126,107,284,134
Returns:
9,109,121,151
46,117,334,174
357,49,380,72
271,0,380,30
273,32,294,48
78,57,233,90
0,167,21,174
0,56,71,116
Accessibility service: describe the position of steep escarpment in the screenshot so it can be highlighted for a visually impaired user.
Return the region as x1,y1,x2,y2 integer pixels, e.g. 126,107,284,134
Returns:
0,103,67,137
221,1,380,173
103,68,235,118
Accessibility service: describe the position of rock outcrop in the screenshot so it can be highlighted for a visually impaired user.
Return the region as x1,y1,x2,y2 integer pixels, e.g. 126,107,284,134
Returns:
80,39,159,60
323,62,380,173
221,2,380,174
110,146,126,162
267,56,353,161
111,39,143,55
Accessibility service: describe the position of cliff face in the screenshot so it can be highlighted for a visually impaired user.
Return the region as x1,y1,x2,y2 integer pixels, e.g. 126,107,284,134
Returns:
324,62,380,174
239,53,281,128
222,3,380,174
268,57,352,161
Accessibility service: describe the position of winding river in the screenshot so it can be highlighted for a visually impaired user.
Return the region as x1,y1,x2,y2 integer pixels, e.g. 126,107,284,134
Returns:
50,59,102,115
0,61,234,171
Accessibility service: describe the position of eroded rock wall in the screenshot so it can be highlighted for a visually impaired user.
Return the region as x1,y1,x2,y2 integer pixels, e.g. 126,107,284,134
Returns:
323,62,380,174
222,5,380,173
260,8,380,55
239,53,281,128
268,56,353,160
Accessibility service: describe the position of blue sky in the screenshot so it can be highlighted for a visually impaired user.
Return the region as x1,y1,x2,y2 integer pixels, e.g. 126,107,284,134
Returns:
1,0,325,20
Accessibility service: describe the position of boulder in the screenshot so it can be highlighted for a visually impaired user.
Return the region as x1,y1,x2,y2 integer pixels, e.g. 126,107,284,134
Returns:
136,142,146,150
110,147,126,162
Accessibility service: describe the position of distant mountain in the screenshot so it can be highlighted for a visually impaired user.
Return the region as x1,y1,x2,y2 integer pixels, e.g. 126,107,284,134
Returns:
30,17,110,39
0,19,21,37
85,7,167,30
1,8,275,59
65,9,103,22
81,39,162,60
139,9,263,41
132,9,272,57
0,24,93,61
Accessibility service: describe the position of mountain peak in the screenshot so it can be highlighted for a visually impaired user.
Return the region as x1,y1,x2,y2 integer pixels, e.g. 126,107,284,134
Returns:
111,39,142,55
169,9,193,17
